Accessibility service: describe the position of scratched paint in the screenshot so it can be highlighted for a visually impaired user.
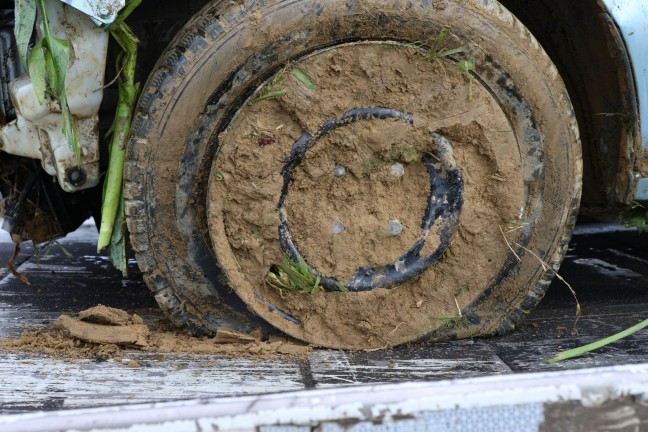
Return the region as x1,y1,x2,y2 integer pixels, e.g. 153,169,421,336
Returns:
0,353,305,413
308,347,511,389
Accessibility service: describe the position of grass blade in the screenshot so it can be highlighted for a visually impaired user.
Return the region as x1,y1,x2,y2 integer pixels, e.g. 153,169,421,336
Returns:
266,255,325,294
436,47,463,58
251,89,287,104
546,318,648,363
454,60,475,72
291,68,316,90
311,274,321,294
336,282,349,293
432,26,449,52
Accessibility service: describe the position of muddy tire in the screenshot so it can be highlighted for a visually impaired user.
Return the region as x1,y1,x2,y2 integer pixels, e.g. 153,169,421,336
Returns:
124,0,582,348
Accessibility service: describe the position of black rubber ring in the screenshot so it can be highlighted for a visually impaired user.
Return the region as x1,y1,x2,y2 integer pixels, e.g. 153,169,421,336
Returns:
277,107,464,292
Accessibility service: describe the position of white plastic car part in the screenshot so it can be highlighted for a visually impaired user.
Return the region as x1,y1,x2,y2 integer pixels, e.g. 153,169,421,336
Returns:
0,0,109,192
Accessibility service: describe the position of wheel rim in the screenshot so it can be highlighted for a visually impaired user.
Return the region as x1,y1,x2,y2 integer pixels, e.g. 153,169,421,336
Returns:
277,108,464,292
207,41,527,348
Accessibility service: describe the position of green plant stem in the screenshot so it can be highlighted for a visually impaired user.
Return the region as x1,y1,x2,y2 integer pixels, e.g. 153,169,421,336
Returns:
546,318,648,363
36,0,50,33
97,4,140,264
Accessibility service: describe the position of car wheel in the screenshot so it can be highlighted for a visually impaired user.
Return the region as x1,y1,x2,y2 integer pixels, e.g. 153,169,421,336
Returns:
124,0,582,349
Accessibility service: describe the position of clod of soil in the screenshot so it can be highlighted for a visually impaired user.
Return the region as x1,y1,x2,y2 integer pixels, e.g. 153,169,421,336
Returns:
0,306,311,359
57,315,150,348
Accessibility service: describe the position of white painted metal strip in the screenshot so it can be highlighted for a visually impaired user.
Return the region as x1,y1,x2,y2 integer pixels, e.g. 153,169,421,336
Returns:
2,363,648,431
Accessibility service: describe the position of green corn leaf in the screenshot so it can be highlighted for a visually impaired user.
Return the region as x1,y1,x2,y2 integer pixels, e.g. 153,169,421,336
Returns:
14,0,36,69
546,317,648,363
108,190,128,277
296,257,310,274
60,95,80,162
46,36,70,92
46,35,79,161
27,40,46,104
30,0,80,163
44,49,56,94
112,0,141,24
291,68,316,90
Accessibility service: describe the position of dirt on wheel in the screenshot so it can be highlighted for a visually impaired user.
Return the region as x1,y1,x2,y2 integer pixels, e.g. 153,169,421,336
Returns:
210,43,524,349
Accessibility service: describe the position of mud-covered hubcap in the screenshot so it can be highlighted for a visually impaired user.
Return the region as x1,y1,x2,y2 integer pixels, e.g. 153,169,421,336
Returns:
207,41,524,348
277,107,464,292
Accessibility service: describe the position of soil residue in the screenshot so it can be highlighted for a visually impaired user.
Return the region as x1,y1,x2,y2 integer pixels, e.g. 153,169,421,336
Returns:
0,305,311,359
209,43,524,348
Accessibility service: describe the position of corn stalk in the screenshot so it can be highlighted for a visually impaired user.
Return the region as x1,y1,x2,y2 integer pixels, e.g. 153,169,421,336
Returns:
96,0,141,276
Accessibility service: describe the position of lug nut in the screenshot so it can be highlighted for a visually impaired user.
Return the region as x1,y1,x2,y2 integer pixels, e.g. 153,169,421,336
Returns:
332,220,344,234
388,220,403,236
390,163,405,177
98,7,110,18
333,164,346,177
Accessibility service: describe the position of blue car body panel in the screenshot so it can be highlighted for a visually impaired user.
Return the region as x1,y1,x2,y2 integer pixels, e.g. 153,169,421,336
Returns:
602,0,648,199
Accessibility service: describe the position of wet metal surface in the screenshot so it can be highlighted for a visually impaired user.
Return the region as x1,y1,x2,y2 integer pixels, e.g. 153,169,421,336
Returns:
1,222,648,413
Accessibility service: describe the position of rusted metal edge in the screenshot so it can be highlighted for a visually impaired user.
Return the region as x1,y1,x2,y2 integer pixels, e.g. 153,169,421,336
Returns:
2,363,648,431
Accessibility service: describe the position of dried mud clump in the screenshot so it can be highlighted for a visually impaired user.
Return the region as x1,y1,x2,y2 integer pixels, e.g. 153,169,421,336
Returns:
0,305,311,359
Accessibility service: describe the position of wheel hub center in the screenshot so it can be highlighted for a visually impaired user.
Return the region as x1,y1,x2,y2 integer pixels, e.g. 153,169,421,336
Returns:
277,107,464,292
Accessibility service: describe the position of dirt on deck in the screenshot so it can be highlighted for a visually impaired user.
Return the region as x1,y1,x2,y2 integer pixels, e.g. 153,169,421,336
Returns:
0,305,311,360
